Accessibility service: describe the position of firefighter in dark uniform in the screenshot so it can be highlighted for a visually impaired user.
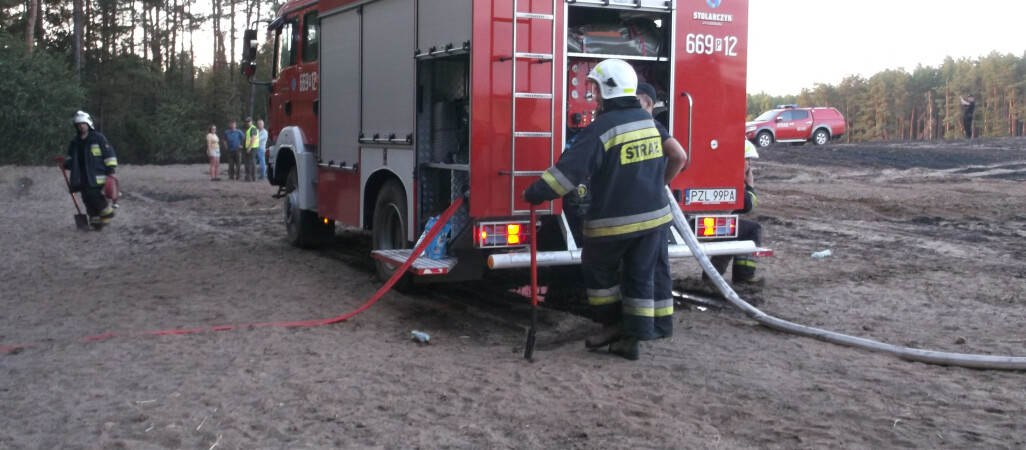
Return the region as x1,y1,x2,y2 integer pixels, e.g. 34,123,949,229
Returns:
63,111,118,230
705,139,764,286
523,60,687,360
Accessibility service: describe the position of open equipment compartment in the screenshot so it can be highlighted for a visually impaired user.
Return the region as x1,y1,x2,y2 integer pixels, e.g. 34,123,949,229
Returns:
564,2,673,134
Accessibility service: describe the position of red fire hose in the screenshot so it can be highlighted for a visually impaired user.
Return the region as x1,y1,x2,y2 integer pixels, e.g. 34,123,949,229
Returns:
0,196,466,353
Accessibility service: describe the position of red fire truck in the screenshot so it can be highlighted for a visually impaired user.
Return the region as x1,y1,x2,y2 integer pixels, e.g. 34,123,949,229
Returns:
242,0,762,289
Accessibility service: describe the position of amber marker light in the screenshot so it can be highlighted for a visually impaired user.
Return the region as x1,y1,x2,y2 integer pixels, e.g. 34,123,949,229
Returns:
507,224,522,245
702,217,716,236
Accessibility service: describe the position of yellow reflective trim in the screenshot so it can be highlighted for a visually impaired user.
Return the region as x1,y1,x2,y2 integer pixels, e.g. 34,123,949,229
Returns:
736,259,756,268
91,144,102,156
623,306,655,317
654,306,674,317
751,192,758,208
603,128,661,152
584,213,671,239
620,137,663,165
541,171,570,197
588,295,619,306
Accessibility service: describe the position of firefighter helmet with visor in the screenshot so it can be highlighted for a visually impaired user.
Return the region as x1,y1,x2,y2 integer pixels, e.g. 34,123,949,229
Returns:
586,59,638,100
73,111,94,129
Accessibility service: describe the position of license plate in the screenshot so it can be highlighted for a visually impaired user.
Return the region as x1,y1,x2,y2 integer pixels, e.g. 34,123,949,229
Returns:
684,188,736,205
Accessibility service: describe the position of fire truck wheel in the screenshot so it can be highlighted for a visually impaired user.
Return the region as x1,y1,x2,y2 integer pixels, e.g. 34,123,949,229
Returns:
756,131,773,148
812,129,830,145
285,167,335,248
372,180,422,293
285,166,298,193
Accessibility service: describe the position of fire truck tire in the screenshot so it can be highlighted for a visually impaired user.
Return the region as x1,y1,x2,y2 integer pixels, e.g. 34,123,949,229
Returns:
755,131,773,148
372,180,422,293
812,129,830,145
285,167,335,248
285,166,298,194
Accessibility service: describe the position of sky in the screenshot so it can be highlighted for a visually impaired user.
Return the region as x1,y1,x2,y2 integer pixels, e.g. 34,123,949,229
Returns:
197,1,1026,95
747,0,1026,96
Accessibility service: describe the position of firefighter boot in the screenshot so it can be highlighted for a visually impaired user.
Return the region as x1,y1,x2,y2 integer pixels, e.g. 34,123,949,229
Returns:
585,322,622,349
99,205,115,225
732,255,764,288
609,336,640,361
88,216,104,231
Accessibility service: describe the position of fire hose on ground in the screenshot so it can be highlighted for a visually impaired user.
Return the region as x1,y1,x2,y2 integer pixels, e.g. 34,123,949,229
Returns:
0,197,466,354
666,187,1026,371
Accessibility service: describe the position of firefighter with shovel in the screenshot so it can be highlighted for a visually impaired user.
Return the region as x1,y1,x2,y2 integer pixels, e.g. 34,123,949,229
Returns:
61,111,118,230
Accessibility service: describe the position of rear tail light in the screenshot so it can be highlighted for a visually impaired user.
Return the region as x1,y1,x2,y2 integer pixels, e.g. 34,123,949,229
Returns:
475,221,531,248
694,215,738,239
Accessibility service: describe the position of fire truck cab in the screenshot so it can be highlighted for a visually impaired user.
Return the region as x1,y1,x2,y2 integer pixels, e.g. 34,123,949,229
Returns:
245,0,763,288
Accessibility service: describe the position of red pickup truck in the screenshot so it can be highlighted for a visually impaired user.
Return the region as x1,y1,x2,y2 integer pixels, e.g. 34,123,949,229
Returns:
745,105,845,148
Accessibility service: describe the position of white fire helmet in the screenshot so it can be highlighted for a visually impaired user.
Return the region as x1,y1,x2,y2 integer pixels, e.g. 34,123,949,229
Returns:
587,59,638,100
73,111,94,129
744,138,759,159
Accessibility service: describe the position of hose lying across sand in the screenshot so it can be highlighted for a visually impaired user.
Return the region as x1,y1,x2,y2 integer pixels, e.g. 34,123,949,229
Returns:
666,187,1026,371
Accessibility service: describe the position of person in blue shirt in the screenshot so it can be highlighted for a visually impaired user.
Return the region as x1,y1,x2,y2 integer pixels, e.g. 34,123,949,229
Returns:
223,120,245,180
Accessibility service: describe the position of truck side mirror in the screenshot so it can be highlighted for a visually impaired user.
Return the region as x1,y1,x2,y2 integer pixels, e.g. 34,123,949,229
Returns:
775,116,782,122
242,29,258,77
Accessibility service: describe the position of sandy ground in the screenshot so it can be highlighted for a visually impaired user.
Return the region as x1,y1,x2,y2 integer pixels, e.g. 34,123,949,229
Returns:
2,138,1025,449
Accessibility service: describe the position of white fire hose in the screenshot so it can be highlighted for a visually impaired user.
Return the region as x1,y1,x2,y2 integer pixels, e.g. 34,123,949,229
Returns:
668,187,1026,371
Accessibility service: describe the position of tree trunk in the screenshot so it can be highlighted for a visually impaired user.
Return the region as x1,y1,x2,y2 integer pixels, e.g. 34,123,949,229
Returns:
73,0,83,81
150,7,163,70
24,0,38,53
170,0,179,72
926,91,933,140
213,0,224,69
909,106,915,140
230,0,237,78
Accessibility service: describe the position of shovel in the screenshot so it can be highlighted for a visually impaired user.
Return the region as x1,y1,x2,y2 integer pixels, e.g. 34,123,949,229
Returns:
55,156,91,231
524,204,539,361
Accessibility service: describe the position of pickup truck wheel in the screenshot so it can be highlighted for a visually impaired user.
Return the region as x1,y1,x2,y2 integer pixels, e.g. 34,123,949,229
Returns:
756,131,773,148
813,129,830,145
372,180,422,293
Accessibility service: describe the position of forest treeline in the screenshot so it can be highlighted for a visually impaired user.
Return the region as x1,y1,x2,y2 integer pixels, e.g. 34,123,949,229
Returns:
748,53,1026,142
1,0,273,165
1,0,1024,165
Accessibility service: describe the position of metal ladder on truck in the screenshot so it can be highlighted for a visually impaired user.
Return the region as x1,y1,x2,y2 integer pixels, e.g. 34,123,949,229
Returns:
509,0,557,218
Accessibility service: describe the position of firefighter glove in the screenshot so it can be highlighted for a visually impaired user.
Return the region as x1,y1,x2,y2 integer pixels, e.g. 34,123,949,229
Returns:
523,190,545,205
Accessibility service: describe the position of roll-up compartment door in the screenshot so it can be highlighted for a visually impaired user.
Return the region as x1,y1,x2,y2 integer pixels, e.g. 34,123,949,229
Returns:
319,9,361,167
362,1,415,143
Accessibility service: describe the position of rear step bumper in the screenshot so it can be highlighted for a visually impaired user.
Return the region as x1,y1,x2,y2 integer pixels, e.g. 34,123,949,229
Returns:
372,250,457,275
488,240,772,270
372,241,772,275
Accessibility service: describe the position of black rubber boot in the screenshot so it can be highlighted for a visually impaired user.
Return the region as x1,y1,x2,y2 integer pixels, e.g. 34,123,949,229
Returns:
609,336,640,361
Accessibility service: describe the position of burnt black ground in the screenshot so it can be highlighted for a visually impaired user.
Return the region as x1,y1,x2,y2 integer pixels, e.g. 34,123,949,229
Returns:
758,137,1026,180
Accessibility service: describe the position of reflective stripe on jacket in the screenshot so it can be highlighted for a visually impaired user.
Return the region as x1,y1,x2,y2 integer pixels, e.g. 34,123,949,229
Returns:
524,101,670,242
66,130,117,191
